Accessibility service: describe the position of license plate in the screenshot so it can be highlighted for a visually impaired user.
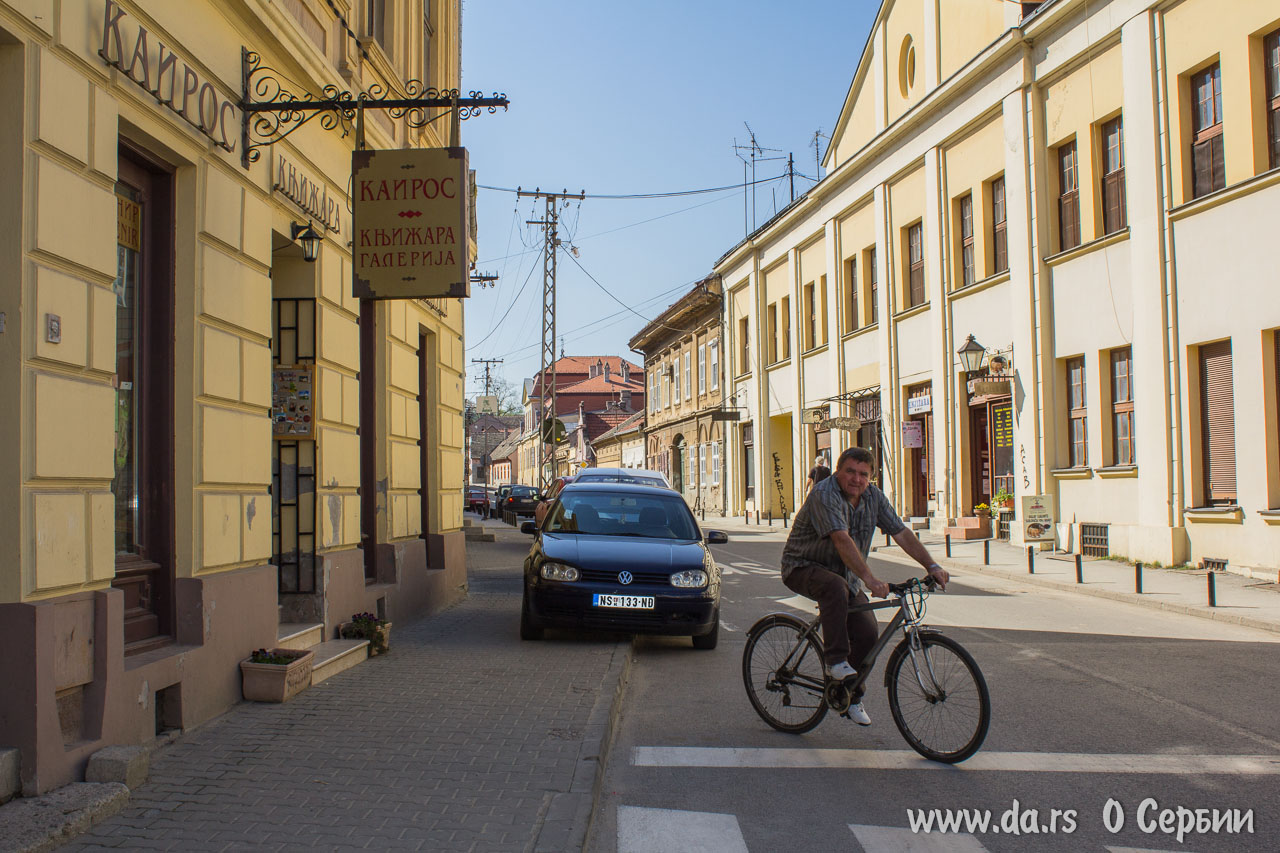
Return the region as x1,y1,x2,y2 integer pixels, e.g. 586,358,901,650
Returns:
593,593,655,609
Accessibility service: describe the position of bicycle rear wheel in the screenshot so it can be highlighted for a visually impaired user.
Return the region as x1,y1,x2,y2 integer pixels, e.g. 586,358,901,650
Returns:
886,632,990,764
742,614,828,733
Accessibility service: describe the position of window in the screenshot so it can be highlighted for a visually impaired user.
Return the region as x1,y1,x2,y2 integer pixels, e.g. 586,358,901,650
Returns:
684,351,691,400
738,317,750,374
1067,356,1087,467
1266,31,1280,169
700,443,708,484
709,340,719,390
991,176,1008,274
803,281,817,350
869,248,878,323
366,0,388,49
818,275,828,346
844,257,858,334
649,371,655,412
1199,340,1236,505
766,303,778,364
422,0,434,84
780,296,791,360
1110,347,1134,466
958,194,975,287
1057,140,1080,251
673,355,681,402
698,343,706,394
1101,116,1127,234
907,223,924,307
1191,63,1224,198
712,441,720,485
742,423,755,501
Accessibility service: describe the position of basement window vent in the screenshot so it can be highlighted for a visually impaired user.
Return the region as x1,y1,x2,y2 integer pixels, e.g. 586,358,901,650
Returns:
1080,523,1109,558
1202,557,1228,572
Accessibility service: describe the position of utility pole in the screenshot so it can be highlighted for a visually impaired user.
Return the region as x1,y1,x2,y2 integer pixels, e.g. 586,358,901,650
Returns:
788,152,795,203
470,358,503,397
519,187,585,489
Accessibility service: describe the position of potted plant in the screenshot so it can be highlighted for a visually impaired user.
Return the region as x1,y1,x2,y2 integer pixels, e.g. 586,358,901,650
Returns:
993,487,1014,509
240,647,314,703
339,612,392,656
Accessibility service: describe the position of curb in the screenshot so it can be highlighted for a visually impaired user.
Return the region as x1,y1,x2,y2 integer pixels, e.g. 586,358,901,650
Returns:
0,783,129,853
532,640,633,853
930,554,1280,635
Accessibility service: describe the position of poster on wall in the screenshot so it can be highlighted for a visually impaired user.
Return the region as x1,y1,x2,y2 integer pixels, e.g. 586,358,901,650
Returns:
351,147,470,299
1021,494,1055,542
902,420,924,448
272,366,315,440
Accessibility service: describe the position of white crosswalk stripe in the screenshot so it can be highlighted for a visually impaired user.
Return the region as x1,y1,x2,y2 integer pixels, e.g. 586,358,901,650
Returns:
617,806,749,853
850,823,990,852
633,747,1280,775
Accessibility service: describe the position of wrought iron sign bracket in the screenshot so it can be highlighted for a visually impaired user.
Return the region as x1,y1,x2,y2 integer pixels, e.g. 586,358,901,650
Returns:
239,47,508,168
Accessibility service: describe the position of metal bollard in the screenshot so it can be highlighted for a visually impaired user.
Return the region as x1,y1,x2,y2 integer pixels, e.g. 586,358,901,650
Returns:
1075,554,1083,584
885,532,891,548
945,534,952,558
1207,570,1216,607
983,539,990,565
768,510,773,527
1027,546,1035,574
783,512,789,528
1135,562,1143,594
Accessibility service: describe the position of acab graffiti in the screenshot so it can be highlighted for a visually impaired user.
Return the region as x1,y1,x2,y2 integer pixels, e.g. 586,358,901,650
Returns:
772,451,788,515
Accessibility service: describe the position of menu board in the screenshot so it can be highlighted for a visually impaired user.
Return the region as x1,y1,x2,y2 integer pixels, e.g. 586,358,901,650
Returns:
992,402,1014,479
902,420,924,448
1021,494,1055,542
272,366,315,440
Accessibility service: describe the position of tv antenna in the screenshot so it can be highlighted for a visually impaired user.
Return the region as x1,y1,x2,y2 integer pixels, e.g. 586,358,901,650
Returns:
732,122,785,236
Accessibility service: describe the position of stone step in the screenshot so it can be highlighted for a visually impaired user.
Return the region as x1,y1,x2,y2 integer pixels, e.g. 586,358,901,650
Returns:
1,747,19,805
465,531,497,542
944,526,989,541
909,517,929,530
310,639,369,684
277,622,324,650
954,516,986,529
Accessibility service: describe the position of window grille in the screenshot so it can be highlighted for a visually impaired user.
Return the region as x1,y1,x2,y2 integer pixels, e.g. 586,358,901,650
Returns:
1080,523,1109,557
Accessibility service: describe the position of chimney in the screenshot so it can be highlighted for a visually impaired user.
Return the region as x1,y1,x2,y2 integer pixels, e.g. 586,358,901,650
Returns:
578,400,586,426
588,361,597,378
603,362,611,382
621,390,632,410
621,362,630,382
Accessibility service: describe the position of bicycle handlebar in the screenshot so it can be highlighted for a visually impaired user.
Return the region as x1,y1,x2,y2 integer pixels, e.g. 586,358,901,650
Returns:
887,575,939,596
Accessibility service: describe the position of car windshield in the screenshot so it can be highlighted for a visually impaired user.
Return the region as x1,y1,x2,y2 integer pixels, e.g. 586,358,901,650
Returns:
574,473,665,487
544,491,698,540
510,486,538,496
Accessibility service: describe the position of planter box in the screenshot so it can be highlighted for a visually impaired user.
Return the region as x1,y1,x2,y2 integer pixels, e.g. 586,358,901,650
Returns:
240,648,314,702
339,621,392,656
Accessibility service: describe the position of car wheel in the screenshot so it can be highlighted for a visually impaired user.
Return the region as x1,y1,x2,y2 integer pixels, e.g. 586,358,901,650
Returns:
520,592,544,641
691,611,719,650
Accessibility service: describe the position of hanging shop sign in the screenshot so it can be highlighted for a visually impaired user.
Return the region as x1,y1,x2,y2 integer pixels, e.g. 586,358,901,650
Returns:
906,394,932,415
1021,494,1055,542
802,406,829,425
274,154,342,234
98,1,238,153
819,417,862,431
902,420,924,448
969,378,1012,396
710,409,742,421
351,147,470,299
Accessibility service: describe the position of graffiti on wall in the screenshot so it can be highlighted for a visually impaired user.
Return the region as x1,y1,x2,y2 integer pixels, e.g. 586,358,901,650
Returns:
772,451,788,516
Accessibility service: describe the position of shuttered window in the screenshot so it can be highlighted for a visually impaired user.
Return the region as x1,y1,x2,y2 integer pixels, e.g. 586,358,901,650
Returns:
844,257,859,333
1110,347,1134,466
803,281,817,350
907,223,924,307
780,296,791,360
1266,31,1280,169
1067,357,1088,467
1058,141,1080,251
1199,340,1236,505
959,194,975,287
1191,64,1225,198
869,248,879,323
738,317,750,375
991,176,1008,274
1101,116,1127,234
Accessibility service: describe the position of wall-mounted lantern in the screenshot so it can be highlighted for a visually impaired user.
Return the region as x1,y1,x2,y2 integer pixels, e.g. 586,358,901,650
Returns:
957,334,987,374
290,221,322,263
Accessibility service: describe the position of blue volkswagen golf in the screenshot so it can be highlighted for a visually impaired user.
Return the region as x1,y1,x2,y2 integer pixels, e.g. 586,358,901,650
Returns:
519,482,727,649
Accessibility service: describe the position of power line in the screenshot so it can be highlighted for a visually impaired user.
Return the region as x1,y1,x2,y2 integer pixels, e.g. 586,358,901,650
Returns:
477,171,791,201
565,253,705,337
470,246,544,349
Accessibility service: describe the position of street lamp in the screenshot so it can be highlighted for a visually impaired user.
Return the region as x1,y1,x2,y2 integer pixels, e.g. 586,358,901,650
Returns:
290,221,322,263
957,334,986,374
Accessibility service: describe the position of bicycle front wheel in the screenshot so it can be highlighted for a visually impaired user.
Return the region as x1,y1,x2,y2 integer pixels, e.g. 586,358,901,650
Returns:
742,614,828,733
886,632,990,763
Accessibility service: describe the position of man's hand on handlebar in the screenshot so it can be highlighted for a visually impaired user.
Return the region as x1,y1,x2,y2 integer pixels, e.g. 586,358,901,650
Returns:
865,577,891,599
925,564,949,590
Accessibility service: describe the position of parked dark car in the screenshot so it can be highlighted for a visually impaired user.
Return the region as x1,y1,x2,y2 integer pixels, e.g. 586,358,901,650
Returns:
534,475,576,526
502,485,541,516
571,467,670,488
518,483,727,649
466,487,489,515
491,485,513,518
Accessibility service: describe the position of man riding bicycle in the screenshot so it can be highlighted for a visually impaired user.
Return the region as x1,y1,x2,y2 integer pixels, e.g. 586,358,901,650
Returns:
780,446,949,726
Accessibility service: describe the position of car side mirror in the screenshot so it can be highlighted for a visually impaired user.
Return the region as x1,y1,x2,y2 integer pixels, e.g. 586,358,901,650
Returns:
520,521,537,535
705,530,728,544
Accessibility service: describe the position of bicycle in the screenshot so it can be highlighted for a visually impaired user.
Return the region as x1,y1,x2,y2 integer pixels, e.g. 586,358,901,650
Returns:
741,575,990,764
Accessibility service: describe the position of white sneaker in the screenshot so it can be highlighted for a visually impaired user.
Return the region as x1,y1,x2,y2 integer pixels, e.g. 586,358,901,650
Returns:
847,702,872,726
827,661,856,681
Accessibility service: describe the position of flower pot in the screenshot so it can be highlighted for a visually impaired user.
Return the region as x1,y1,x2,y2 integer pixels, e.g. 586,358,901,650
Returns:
240,648,314,702
339,621,392,656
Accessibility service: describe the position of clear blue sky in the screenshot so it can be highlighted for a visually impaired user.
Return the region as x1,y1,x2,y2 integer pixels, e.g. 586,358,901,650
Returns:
459,1,879,399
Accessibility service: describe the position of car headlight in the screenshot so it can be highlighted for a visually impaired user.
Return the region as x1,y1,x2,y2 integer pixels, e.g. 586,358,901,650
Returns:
540,562,580,582
670,569,708,588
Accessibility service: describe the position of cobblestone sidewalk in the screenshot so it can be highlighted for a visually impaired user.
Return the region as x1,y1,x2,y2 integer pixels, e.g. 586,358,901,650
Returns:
57,536,628,853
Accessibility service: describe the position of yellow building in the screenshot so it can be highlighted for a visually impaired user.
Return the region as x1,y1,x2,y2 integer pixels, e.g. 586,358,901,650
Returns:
722,0,1280,573
0,0,475,794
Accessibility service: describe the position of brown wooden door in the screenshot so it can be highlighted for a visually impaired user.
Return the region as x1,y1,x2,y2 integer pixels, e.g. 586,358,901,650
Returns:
971,406,990,510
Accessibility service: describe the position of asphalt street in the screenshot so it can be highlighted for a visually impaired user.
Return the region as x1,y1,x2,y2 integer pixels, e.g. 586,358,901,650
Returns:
585,530,1280,853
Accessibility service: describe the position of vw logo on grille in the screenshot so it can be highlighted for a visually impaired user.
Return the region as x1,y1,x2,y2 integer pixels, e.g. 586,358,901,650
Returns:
618,571,634,585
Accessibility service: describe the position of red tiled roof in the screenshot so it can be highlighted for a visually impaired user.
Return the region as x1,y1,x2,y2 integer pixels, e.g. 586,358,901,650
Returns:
582,410,631,443
592,410,645,445
557,374,643,395
528,356,642,398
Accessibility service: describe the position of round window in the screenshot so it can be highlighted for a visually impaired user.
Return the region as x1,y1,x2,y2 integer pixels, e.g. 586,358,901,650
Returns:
899,36,916,97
